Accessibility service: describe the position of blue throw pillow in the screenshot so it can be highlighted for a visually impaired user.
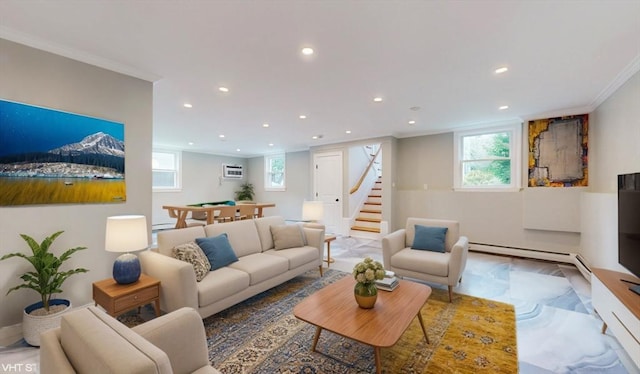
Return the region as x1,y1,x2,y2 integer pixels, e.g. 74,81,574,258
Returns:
196,233,239,271
411,225,448,252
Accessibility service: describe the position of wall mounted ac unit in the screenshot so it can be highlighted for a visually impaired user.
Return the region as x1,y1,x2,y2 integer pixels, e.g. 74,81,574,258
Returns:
222,164,244,179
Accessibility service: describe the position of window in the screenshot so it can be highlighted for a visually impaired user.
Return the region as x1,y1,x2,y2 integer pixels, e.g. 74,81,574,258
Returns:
264,154,285,191
152,150,181,190
453,124,521,191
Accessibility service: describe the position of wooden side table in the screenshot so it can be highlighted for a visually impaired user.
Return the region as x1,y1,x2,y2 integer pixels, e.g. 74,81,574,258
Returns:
93,274,161,318
324,235,337,267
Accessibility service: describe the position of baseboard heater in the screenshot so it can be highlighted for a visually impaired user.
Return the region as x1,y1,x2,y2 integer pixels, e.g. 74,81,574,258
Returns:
469,242,592,282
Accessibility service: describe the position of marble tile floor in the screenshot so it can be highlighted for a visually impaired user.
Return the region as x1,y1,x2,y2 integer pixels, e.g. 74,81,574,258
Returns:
2,235,639,373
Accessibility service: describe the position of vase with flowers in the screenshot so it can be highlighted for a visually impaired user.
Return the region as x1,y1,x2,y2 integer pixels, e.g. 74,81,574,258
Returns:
352,257,385,309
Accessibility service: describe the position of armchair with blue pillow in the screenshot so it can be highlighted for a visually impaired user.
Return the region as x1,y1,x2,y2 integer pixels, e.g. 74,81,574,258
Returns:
381,217,469,302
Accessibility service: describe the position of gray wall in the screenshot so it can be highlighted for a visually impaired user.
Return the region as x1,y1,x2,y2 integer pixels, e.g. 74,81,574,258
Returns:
395,132,581,253
247,150,311,221
152,151,247,227
152,150,311,226
0,39,153,327
393,72,639,264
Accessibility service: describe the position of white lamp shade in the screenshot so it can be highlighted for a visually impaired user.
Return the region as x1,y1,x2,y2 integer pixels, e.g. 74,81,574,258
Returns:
302,201,324,221
105,215,148,253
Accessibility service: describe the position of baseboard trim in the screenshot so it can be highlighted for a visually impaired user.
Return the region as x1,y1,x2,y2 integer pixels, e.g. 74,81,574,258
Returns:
469,242,591,282
0,323,22,346
573,253,592,281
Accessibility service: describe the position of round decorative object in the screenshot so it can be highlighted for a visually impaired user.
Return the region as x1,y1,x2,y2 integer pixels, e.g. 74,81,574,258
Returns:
113,253,141,284
354,282,378,309
23,299,71,346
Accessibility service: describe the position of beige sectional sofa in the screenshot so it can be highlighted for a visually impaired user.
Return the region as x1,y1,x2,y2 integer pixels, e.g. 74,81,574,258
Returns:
40,306,218,374
139,216,325,318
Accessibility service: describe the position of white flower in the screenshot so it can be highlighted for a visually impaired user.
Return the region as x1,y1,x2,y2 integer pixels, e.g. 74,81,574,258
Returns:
353,257,385,284
365,268,375,281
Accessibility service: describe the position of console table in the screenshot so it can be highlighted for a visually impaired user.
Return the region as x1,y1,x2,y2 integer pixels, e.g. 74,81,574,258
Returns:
591,268,640,369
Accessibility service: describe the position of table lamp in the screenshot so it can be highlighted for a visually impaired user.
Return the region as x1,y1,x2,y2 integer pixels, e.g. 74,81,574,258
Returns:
105,215,148,284
302,200,324,223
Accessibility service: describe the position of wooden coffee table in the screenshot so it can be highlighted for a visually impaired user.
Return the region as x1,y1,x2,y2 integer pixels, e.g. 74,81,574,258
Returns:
293,276,432,374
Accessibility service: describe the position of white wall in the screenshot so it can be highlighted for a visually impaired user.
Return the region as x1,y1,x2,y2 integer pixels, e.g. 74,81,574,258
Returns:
581,71,640,271
152,152,247,227
0,39,153,327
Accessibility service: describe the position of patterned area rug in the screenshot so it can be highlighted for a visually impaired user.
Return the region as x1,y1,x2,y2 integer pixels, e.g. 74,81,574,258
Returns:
119,269,517,373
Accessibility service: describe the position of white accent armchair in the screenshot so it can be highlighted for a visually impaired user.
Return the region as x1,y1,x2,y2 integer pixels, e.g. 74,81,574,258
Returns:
382,218,469,302
40,306,219,374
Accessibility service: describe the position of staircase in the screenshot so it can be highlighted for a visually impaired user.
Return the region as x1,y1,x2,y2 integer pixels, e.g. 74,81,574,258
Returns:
351,177,382,235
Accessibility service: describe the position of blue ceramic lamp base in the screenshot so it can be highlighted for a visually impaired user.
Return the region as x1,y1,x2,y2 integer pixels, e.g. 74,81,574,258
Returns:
113,253,141,284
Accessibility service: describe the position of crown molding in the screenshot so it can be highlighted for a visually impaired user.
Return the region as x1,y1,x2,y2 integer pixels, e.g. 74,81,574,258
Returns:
0,27,162,82
591,53,640,109
520,105,594,122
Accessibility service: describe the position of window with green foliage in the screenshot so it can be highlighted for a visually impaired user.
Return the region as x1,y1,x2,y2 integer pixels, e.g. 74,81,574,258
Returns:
152,150,181,190
454,124,521,190
265,154,285,191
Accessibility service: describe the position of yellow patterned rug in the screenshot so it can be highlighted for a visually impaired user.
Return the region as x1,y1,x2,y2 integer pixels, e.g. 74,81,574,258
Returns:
388,285,518,373
120,269,517,373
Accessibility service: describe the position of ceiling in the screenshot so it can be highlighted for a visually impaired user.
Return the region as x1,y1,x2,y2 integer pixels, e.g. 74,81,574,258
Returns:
1,1,639,158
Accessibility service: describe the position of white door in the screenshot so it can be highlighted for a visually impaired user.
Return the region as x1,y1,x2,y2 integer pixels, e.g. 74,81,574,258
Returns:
313,151,343,234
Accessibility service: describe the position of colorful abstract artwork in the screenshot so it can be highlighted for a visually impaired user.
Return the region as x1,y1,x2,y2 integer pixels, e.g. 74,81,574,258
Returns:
528,114,588,187
0,100,126,205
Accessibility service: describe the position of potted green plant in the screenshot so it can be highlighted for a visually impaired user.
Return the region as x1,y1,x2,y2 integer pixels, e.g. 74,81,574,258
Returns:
235,182,255,202
1,231,88,346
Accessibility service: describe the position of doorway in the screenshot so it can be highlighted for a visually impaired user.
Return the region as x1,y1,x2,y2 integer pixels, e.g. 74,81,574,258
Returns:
313,151,343,234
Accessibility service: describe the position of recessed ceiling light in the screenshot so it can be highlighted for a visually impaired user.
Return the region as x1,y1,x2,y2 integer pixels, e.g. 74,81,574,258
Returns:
299,115,307,119
345,130,352,134
183,103,192,108
263,123,270,128
312,135,318,140
373,97,383,103
499,105,509,110
301,47,314,55
236,148,241,152
188,142,194,146
268,143,274,147
495,67,508,74
218,87,229,92
219,134,225,138
408,120,416,125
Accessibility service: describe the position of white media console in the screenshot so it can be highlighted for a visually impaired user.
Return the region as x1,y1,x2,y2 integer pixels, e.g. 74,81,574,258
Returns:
591,268,640,370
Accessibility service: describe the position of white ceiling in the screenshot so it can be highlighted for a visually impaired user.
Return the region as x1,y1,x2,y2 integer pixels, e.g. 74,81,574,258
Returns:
1,1,639,158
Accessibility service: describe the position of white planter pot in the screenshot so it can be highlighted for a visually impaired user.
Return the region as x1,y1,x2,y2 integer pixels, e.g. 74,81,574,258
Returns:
22,299,71,346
